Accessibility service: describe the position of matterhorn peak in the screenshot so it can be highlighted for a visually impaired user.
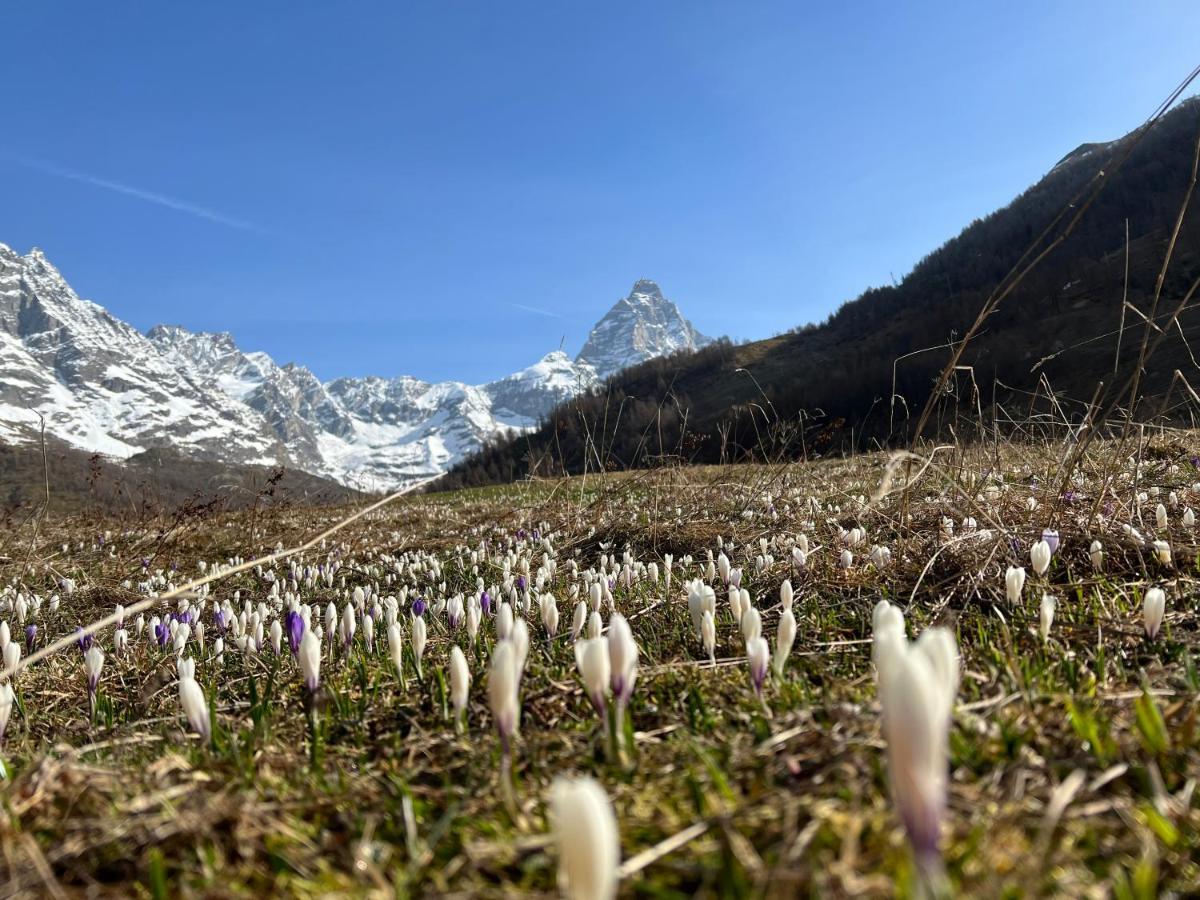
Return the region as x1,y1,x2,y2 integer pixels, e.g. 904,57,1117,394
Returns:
576,279,710,380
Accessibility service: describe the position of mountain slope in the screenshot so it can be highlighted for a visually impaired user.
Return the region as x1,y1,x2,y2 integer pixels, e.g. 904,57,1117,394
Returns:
439,98,1200,488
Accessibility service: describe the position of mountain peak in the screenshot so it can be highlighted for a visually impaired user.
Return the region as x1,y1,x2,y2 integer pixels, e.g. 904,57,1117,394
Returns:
630,278,663,298
576,279,710,380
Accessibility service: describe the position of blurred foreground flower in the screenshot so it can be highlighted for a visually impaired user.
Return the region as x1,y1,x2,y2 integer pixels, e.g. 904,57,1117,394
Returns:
549,775,619,900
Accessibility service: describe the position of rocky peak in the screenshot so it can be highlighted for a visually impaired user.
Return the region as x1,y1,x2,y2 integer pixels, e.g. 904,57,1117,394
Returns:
576,279,710,380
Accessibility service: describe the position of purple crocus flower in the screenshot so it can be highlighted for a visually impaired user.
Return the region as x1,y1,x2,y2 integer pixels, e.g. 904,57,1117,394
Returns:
532,529,541,540
1041,529,1060,555
285,610,304,654
76,627,93,653
480,590,492,616
25,624,37,653
155,622,170,649
516,575,526,593
412,598,427,617
214,608,229,633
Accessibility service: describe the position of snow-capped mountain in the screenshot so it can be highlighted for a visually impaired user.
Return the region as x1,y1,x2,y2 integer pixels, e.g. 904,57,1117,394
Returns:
0,245,285,465
577,279,711,379
0,245,709,489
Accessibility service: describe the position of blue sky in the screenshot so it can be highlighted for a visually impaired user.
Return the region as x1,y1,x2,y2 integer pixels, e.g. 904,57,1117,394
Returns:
2,2,1197,383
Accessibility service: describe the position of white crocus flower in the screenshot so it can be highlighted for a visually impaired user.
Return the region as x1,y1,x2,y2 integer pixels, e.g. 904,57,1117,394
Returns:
549,776,620,900
1005,566,1025,605
773,608,796,678
1039,594,1056,642
178,657,211,742
1143,587,1166,640
449,645,470,730
1030,540,1051,576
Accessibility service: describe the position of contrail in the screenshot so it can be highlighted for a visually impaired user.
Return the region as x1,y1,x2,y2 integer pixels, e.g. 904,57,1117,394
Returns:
6,155,268,234
509,302,562,319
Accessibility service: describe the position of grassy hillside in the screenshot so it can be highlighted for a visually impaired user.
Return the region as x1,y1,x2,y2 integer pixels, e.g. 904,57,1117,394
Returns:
2,434,1199,894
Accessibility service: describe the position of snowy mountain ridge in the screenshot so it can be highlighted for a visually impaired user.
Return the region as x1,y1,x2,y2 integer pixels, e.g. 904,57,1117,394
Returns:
0,245,710,488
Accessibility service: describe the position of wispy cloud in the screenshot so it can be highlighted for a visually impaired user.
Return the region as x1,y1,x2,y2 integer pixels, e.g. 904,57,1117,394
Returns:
509,302,562,319
6,155,268,234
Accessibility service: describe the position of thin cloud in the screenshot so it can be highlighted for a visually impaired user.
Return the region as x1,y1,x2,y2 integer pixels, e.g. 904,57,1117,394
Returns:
7,155,268,234
509,302,562,319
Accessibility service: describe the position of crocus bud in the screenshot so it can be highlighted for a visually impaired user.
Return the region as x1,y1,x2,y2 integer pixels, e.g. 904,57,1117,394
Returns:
740,606,762,644
0,681,13,744
574,637,610,716
571,600,588,641
688,581,716,640
489,641,520,751
178,658,211,741
541,594,559,639
1152,540,1172,565
746,637,770,695
773,609,796,677
1184,508,1196,528
512,619,530,681
1041,529,1059,555
0,681,14,774
340,602,356,650
875,625,958,871
269,619,283,656
1030,540,1051,576
701,610,716,664
728,586,742,624
872,600,906,666
607,615,638,706
299,629,321,692
84,645,104,712
412,615,427,677
1156,503,1168,530
779,580,794,612
1089,540,1103,571
362,614,375,653
467,602,482,645
497,603,514,641
387,622,404,680
449,645,470,726
1039,594,1055,642
839,549,853,569
1005,566,1025,605
587,610,603,640
1143,587,1166,640
549,775,619,900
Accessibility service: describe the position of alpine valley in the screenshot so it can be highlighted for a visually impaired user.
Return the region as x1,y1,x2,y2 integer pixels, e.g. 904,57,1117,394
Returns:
0,249,711,490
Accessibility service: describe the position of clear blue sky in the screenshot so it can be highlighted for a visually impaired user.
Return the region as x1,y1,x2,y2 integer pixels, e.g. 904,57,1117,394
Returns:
2,2,1197,383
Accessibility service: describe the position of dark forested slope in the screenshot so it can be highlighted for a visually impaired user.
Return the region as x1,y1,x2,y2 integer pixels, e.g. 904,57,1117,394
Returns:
441,98,1200,489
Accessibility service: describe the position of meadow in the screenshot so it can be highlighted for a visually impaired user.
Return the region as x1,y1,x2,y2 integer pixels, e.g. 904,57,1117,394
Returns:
0,432,1198,897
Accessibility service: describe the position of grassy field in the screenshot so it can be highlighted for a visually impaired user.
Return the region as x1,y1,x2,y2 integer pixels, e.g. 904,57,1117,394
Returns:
0,434,1198,897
